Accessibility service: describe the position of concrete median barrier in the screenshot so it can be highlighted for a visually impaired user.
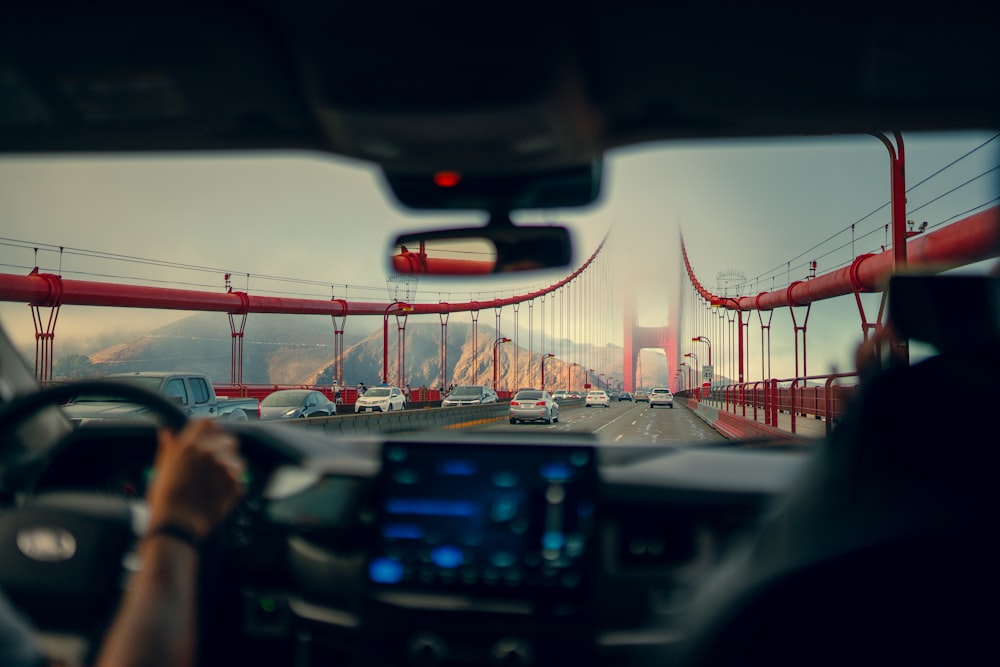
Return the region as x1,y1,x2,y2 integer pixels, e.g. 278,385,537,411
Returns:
278,402,512,436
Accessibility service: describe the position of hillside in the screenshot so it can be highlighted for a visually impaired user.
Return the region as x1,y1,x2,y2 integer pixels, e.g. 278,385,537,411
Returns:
82,312,364,383
61,312,653,391
307,321,628,392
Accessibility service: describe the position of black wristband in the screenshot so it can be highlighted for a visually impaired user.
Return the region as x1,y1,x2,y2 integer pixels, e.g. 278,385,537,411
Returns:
146,522,204,551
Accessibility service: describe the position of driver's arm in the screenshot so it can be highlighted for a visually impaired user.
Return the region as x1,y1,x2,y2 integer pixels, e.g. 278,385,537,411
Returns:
94,419,245,667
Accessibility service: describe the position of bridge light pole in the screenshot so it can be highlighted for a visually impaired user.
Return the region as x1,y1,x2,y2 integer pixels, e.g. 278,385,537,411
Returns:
540,353,555,391
710,297,744,384
684,352,699,382
691,336,712,367
679,362,691,391
493,337,511,391
568,362,578,393
383,301,412,384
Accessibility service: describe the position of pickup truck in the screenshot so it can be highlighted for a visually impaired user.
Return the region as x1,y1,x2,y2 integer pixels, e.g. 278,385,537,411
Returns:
62,371,260,424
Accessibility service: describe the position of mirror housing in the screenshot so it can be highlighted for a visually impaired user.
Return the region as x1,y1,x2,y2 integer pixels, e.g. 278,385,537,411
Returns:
382,162,602,211
390,224,573,275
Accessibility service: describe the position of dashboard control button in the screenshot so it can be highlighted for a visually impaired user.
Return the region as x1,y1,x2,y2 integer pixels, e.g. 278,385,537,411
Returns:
491,637,534,665
406,632,448,665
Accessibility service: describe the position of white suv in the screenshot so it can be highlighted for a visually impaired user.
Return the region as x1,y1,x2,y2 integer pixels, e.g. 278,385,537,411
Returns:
585,390,610,408
355,386,407,412
648,387,674,408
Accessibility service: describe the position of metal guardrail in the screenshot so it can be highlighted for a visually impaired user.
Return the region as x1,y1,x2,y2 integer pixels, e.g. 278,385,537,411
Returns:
214,384,444,406
678,372,859,436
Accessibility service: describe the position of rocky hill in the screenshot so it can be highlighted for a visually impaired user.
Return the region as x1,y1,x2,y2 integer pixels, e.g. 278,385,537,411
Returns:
80,312,362,384
57,311,666,391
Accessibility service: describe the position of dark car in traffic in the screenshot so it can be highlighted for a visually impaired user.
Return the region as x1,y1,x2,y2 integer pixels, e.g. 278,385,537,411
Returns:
259,389,336,420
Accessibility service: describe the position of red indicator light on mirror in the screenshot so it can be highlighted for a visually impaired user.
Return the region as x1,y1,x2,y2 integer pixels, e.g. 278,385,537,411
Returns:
433,171,462,188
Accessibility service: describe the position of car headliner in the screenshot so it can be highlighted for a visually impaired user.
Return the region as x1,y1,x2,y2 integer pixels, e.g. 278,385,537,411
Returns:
2,1,997,210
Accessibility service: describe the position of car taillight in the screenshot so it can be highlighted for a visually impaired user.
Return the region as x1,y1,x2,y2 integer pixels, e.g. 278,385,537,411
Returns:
511,401,520,406
535,401,546,406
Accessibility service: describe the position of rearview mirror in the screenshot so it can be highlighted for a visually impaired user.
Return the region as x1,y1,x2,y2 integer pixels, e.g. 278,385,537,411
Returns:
390,224,573,275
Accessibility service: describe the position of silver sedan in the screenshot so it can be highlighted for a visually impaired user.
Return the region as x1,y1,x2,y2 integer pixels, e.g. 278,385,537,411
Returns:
509,389,560,424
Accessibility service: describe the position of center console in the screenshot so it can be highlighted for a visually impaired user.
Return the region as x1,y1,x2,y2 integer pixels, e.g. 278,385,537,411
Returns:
363,441,599,665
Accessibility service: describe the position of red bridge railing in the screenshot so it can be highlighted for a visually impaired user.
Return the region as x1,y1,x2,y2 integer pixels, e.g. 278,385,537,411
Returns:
680,371,859,437
213,384,443,406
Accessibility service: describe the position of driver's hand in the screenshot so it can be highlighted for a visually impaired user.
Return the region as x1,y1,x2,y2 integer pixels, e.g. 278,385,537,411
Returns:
147,419,246,540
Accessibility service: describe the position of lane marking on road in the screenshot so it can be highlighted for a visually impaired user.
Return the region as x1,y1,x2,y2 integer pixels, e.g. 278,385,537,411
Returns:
642,420,661,443
630,420,636,426
614,434,623,442
593,409,638,433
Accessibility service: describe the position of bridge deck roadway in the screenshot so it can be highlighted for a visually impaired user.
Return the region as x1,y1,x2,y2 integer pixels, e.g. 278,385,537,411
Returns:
287,396,833,445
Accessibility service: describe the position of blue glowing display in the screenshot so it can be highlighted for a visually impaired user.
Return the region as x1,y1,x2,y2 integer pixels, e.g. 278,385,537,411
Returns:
539,462,571,481
438,459,477,476
372,444,596,597
385,499,477,517
431,545,464,568
543,531,565,551
382,523,425,539
369,557,404,584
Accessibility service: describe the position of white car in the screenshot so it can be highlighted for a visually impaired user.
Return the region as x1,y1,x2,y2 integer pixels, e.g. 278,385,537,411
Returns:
585,390,610,408
648,387,674,408
355,386,406,413
441,385,498,407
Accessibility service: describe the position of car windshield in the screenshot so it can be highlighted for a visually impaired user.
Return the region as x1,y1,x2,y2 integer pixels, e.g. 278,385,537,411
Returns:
260,392,308,408
365,388,391,398
71,376,164,402
514,391,543,400
448,386,483,398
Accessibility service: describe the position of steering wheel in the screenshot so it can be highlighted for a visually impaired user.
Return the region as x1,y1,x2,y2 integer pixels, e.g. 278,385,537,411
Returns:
0,379,190,651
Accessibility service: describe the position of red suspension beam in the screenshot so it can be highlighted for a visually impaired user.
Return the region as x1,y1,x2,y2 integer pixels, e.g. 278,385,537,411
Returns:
0,238,608,316
684,206,1000,312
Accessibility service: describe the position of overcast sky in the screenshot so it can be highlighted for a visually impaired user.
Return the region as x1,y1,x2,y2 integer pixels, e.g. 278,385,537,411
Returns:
1,130,996,378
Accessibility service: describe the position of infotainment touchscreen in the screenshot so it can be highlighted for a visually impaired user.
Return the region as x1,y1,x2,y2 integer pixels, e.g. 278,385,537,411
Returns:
368,442,597,600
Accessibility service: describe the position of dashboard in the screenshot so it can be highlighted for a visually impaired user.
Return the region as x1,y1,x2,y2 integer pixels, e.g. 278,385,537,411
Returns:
28,422,812,666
